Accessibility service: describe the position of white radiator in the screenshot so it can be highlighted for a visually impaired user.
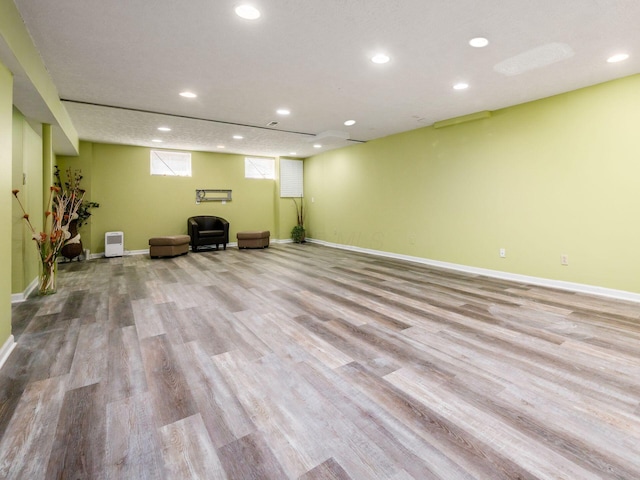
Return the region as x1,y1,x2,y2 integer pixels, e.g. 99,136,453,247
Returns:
105,231,124,257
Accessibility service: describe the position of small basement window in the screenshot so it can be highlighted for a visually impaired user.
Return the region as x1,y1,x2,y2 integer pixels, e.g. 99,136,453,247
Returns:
150,150,192,176
280,158,303,197
245,157,275,179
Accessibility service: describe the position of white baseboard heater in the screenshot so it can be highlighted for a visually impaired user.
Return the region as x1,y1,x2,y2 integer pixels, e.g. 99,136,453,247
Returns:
105,231,124,257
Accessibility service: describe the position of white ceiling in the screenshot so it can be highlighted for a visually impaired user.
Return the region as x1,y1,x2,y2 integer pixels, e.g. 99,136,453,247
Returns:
9,0,640,157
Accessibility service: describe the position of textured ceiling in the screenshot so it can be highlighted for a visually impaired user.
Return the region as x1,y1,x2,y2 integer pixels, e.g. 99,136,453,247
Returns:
10,0,640,157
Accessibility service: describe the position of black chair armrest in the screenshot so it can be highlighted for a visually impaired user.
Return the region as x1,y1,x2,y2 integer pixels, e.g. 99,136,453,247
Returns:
219,218,230,242
188,218,200,243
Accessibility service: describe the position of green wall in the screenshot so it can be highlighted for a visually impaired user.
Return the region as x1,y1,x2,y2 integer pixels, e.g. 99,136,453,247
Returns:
0,62,13,346
59,143,284,253
276,197,300,241
305,74,640,294
11,108,43,294
3,0,78,307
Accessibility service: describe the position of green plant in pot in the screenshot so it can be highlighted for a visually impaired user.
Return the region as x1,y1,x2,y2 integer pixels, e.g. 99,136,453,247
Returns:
291,197,306,243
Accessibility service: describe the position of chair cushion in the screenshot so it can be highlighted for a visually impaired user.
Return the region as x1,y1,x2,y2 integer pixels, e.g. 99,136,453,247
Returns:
199,229,224,237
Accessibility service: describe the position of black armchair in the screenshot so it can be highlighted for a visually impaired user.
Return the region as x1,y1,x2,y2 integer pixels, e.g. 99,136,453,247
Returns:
188,216,229,251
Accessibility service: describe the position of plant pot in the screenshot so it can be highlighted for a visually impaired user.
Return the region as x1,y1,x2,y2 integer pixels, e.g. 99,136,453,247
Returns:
291,225,306,243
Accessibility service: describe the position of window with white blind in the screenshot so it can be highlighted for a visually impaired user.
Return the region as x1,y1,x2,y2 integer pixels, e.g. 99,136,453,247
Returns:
280,158,303,197
245,157,276,179
150,150,192,177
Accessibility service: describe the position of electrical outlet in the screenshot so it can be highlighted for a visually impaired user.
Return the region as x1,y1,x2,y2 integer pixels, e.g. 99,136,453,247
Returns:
561,254,569,266
499,248,506,258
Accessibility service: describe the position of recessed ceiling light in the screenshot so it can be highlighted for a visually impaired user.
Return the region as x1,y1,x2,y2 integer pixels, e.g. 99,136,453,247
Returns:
313,144,322,148
289,152,297,155
157,127,171,132
607,53,629,63
276,109,290,115
233,135,244,139
453,82,469,90
179,91,197,98
469,37,489,48
217,145,225,149
371,53,390,64
344,120,356,126
235,5,260,20
151,139,163,143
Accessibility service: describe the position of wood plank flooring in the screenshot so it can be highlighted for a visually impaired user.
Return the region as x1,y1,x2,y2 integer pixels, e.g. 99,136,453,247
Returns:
2,243,640,479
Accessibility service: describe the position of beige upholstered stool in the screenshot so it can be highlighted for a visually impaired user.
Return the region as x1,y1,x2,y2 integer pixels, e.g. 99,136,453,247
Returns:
237,230,270,249
149,235,190,258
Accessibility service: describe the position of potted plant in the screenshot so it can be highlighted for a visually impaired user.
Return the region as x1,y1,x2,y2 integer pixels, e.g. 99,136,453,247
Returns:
55,167,99,261
291,196,305,243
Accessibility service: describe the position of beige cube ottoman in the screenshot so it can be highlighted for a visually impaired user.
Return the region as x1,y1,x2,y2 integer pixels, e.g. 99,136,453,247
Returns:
237,230,270,249
149,235,190,258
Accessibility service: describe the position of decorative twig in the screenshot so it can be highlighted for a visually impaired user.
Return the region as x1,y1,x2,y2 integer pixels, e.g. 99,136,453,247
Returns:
292,196,305,227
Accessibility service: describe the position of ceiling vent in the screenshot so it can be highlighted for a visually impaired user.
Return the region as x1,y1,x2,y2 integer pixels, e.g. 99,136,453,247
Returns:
434,110,492,128
494,42,574,76
266,121,278,127
307,130,350,144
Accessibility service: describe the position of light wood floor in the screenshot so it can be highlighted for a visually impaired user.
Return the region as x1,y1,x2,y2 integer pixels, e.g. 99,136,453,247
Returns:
2,243,640,479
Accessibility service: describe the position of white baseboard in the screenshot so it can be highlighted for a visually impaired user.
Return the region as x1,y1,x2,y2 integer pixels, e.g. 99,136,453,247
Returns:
272,238,293,244
307,238,640,304
11,277,38,304
18,240,640,303
0,335,16,371
91,239,295,256
125,249,149,256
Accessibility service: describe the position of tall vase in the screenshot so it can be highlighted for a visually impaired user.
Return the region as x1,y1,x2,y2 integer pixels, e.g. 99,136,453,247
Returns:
39,259,57,295
61,219,83,261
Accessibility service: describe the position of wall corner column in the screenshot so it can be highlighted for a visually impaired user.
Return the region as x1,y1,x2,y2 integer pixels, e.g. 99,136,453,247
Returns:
0,61,15,354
